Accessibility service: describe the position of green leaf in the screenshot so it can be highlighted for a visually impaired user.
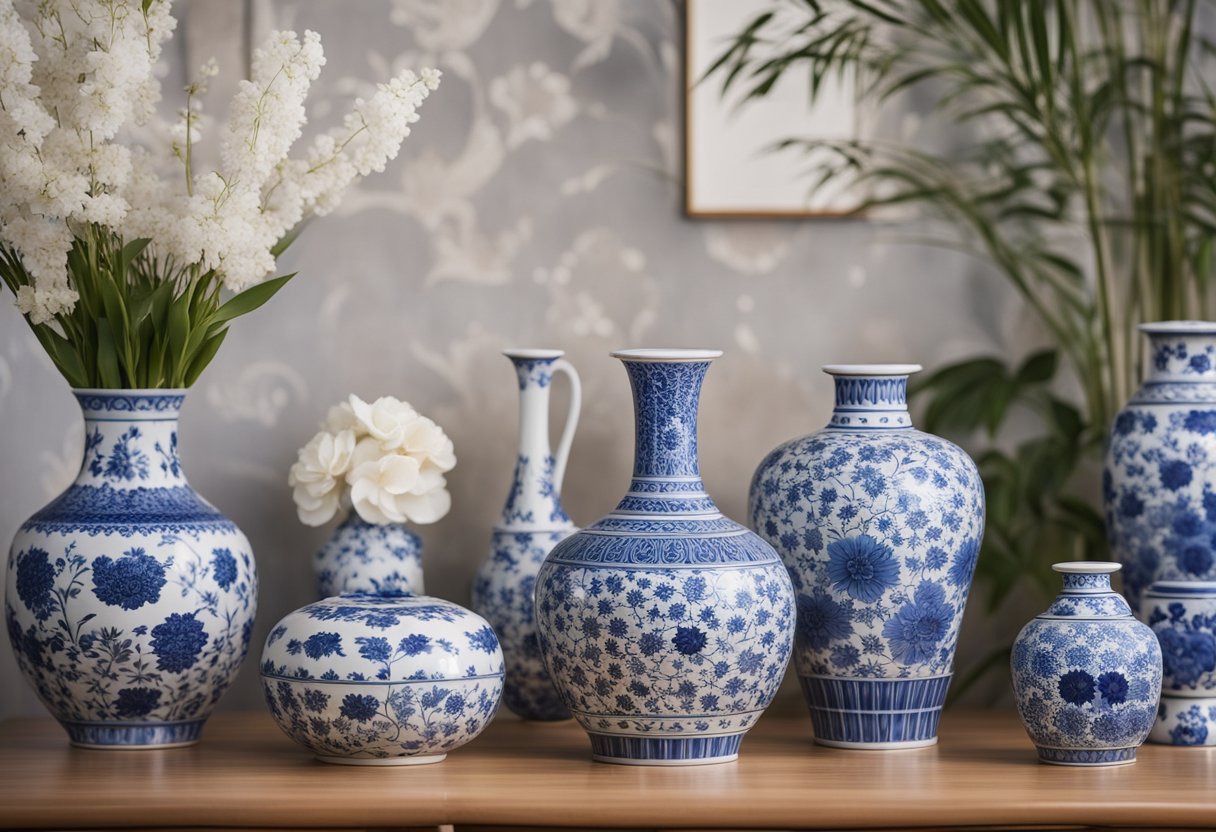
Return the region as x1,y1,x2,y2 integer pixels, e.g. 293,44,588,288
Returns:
210,273,295,325
184,328,228,387
95,319,122,389
270,222,307,258
1015,349,1057,384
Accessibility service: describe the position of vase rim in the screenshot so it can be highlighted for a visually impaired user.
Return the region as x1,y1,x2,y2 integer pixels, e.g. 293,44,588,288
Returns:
72,387,188,396
822,363,922,377
1053,561,1120,574
1145,580,1216,594
502,348,564,360
611,348,722,362
1138,320,1216,335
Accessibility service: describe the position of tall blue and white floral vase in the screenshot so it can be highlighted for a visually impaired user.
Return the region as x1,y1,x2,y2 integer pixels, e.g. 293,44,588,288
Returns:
1142,581,1216,745
748,365,984,749
261,592,504,765
5,389,257,748
1105,321,1216,612
1011,563,1161,766
314,514,424,599
472,349,581,721
535,349,795,766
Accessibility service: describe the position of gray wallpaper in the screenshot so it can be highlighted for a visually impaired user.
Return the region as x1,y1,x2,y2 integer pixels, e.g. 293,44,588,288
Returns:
0,0,1031,720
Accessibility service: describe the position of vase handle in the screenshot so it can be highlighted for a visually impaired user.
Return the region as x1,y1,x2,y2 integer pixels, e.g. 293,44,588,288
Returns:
550,359,581,493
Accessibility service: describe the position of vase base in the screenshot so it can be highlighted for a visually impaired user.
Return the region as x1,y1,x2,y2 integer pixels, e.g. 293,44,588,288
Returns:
800,675,949,747
315,753,447,766
1035,746,1138,766
63,719,205,749
814,736,938,750
587,733,742,766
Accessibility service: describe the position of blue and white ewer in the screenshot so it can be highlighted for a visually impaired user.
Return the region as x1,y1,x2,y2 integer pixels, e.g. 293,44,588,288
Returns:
1105,321,1216,611
535,349,795,766
5,389,256,748
472,349,581,721
748,365,985,749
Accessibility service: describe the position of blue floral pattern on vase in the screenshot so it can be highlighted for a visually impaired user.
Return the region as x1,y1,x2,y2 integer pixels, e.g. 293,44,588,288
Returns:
260,593,504,765
1141,581,1216,745
5,390,257,748
472,350,580,721
1105,322,1216,611
748,365,984,748
535,350,795,765
314,514,424,598
1011,564,1162,766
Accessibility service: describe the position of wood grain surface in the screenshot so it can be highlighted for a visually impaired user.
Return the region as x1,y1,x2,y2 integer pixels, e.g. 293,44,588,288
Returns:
0,710,1212,830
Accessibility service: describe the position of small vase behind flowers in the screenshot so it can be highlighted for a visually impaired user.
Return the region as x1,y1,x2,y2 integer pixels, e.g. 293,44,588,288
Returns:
290,395,456,597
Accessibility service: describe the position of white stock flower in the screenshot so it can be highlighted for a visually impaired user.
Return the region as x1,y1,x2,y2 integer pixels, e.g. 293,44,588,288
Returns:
288,428,357,526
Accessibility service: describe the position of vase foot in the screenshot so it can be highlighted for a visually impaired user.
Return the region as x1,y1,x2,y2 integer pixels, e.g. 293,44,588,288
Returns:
814,736,938,750
587,733,742,766
1035,746,1138,766
63,719,205,749
315,753,447,766
800,675,949,747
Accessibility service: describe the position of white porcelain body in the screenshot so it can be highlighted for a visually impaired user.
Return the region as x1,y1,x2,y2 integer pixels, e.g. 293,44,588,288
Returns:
472,350,579,720
260,593,504,765
5,390,257,748
1142,581,1216,745
1105,322,1216,610
314,514,424,599
1011,564,1162,766
748,366,984,748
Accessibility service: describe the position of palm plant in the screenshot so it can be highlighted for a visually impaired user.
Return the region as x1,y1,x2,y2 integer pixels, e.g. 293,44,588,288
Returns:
707,0,1216,697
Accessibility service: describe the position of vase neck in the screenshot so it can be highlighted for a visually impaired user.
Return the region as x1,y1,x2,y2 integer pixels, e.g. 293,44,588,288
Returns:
824,365,918,430
1059,572,1114,594
1142,325,1216,383
499,354,571,529
620,355,710,484
1045,563,1132,619
72,390,186,489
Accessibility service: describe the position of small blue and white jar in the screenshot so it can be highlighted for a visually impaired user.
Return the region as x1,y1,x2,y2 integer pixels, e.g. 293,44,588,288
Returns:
5,389,256,748
314,514,424,599
1142,581,1216,746
1011,563,1162,766
260,593,504,765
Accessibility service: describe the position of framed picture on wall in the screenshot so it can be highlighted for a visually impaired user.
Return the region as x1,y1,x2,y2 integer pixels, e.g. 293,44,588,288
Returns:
684,0,863,218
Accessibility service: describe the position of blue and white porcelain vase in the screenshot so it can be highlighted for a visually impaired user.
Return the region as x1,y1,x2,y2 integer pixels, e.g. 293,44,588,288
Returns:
535,349,795,766
1142,581,1216,745
260,592,504,765
5,389,257,748
748,365,984,749
1105,321,1216,611
1011,563,1161,766
472,349,581,721
314,514,424,599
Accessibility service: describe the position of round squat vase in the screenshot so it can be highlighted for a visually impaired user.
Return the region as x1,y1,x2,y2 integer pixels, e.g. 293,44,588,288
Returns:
314,514,424,599
472,349,581,721
1142,581,1216,746
535,349,796,766
1104,321,1216,611
1011,563,1162,766
5,389,256,748
748,365,984,749
260,593,504,765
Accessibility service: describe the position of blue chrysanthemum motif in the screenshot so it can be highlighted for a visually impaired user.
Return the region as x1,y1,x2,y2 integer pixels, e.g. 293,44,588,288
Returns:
211,548,238,591
114,687,162,718
826,535,899,603
91,548,166,611
14,547,56,621
340,693,380,722
151,612,208,673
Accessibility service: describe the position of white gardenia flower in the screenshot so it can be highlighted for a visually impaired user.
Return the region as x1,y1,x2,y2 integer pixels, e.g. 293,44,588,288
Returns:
288,428,356,526
323,400,363,434
348,394,421,450
346,439,452,525
400,415,457,472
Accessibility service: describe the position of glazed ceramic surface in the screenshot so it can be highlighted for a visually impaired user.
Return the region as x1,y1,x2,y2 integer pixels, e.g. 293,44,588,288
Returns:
1105,322,1216,611
472,349,580,721
314,514,424,599
1011,563,1162,766
748,365,984,749
1142,581,1216,745
535,350,795,766
260,593,504,765
5,390,256,748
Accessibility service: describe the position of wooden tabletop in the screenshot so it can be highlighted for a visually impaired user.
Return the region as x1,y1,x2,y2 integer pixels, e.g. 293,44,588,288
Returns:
1,709,1213,830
